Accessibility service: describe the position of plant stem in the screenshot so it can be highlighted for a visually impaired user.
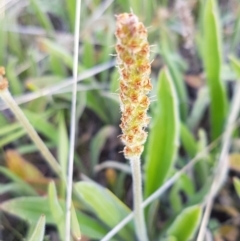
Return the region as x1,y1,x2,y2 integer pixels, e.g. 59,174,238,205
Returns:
130,157,148,241
0,90,62,176
65,0,81,240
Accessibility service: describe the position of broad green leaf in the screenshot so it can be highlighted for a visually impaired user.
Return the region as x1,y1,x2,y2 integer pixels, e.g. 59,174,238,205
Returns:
180,123,198,158
0,197,54,223
48,182,65,239
233,177,240,197
90,126,116,171
167,205,202,241
0,196,110,240
202,0,228,140
29,215,46,241
145,68,179,197
74,181,135,240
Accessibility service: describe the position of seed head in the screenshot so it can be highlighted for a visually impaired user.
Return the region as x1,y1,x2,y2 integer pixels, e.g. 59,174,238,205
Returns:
115,13,152,159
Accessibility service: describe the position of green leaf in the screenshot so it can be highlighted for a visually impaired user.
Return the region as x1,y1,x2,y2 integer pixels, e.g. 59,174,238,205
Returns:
40,39,73,69
28,215,46,241
0,128,26,147
28,0,54,33
86,90,110,123
7,58,22,95
160,29,188,121
187,87,209,130
82,41,95,68
74,181,135,240
167,205,202,241
202,0,228,140
0,197,54,223
23,109,58,143
0,195,110,240
169,174,195,213
0,166,37,195
0,183,32,196
145,67,179,197
71,205,81,241
48,181,65,239
57,112,69,177
233,177,240,197
180,123,198,158
76,211,118,241
65,0,76,32
0,122,21,136
162,236,177,241
49,55,67,76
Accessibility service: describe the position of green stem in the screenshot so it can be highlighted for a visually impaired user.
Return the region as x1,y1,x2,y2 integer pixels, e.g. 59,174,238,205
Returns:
130,157,148,241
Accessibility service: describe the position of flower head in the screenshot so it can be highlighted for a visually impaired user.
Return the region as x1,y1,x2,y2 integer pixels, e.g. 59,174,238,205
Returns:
115,13,152,159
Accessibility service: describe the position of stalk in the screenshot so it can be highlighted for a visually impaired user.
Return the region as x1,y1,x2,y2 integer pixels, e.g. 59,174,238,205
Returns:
0,67,62,177
115,13,151,241
130,157,148,241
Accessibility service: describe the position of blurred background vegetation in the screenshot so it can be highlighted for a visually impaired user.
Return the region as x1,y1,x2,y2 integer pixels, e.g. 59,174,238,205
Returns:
1,0,240,240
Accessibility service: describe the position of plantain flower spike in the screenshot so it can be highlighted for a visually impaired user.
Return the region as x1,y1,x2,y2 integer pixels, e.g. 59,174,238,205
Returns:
115,13,152,159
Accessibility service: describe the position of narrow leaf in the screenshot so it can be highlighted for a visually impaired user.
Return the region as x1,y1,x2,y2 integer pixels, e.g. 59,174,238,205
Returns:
48,181,65,239
71,205,81,241
167,205,202,241
202,0,228,140
145,67,179,197
29,215,46,241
